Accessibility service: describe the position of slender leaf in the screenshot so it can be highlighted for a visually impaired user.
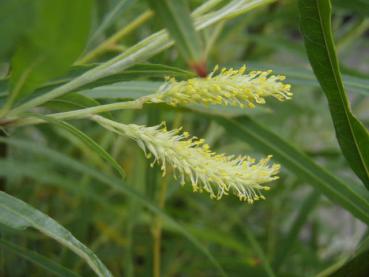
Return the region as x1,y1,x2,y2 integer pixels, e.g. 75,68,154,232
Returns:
88,0,135,46
214,115,369,225
298,0,369,187
0,239,79,277
43,93,105,113
147,0,204,68
10,0,92,100
13,63,194,102
0,191,112,277
47,63,195,91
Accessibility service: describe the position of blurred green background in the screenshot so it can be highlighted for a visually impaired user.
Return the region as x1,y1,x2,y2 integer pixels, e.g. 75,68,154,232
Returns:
1,0,369,276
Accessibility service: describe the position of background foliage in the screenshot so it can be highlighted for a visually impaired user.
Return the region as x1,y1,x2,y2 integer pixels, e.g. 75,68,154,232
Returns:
1,0,369,276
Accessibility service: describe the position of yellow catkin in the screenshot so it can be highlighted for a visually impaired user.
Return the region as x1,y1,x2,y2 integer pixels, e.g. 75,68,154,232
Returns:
94,116,280,203
148,65,292,108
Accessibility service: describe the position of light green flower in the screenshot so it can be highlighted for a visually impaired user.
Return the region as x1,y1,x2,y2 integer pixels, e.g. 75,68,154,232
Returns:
148,65,292,108
94,115,280,203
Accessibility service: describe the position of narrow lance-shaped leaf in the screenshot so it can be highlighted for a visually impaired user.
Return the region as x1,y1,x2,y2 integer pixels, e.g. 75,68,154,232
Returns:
298,0,369,187
0,191,112,277
88,0,134,46
146,0,206,75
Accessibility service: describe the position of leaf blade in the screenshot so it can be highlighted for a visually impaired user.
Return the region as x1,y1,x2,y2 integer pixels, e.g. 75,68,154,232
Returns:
9,0,92,100
298,0,369,187
147,0,204,68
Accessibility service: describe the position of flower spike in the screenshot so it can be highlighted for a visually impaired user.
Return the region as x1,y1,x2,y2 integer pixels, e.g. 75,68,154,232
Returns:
94,115,280,203
148,65,292,108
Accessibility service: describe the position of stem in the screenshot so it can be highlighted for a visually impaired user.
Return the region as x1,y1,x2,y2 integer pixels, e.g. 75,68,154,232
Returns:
144,107,160,276
152,178,168,277
10,99,145,127
79,10,154,64
48,99,143,120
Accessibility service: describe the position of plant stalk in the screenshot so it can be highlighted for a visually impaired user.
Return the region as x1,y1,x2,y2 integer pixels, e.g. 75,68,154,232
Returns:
152,178,168,277
9,99,145,127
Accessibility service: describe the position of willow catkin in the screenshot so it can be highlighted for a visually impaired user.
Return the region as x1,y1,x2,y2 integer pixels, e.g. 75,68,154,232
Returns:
94,116,280,203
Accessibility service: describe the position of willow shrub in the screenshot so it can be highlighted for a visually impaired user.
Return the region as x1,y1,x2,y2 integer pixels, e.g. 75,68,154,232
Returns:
1,0,369,276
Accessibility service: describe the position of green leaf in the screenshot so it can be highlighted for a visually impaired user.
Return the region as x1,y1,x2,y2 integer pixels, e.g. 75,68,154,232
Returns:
0,239,79,277
61,63,194,92
0,191,112,277
214,115,369,225
10,0,92,100
146,0,204,71
43,93,104,113
22,63,194,100
0,0,35,61
298,0,369,187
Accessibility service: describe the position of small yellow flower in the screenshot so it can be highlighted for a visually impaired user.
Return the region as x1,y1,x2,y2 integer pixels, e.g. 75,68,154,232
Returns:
94,115,280,203
148,65,292,108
